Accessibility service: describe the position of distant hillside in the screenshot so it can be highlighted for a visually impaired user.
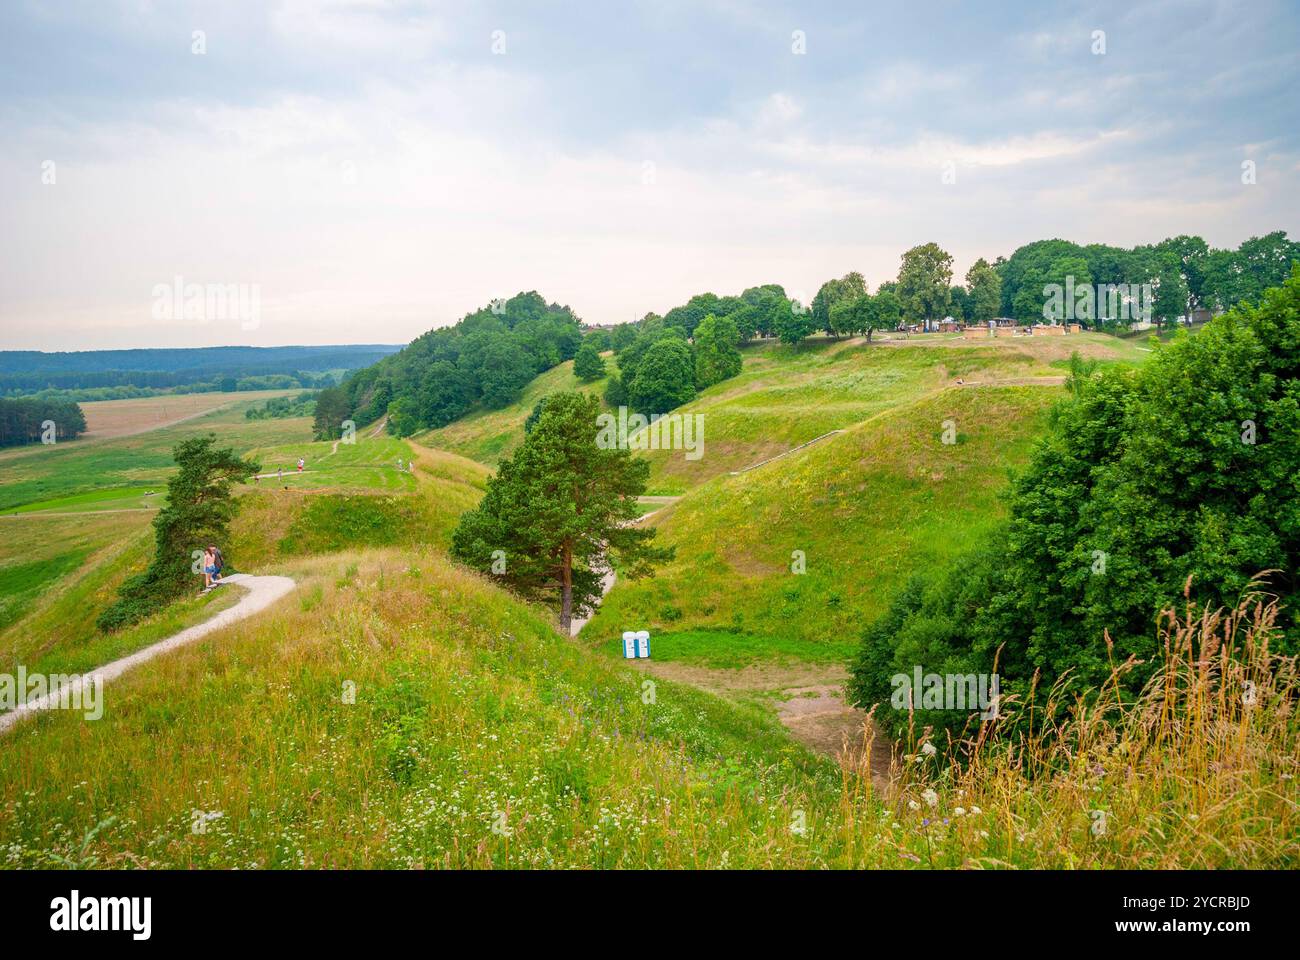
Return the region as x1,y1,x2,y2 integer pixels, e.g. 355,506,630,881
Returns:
0,344,404,398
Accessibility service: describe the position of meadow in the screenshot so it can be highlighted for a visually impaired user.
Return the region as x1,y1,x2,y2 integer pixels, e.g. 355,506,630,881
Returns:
2,327,1293,871
0,391,305,513
0,547,1291,869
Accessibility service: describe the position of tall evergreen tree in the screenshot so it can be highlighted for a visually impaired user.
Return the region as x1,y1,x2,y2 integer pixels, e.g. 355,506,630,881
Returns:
451,392,673,631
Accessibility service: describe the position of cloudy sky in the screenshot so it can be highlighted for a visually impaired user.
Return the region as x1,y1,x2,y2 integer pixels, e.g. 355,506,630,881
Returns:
1,0,1297,350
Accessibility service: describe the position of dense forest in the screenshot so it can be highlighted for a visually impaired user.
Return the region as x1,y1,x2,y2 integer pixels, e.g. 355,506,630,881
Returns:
314,292,586,439
0,397,87,447
0,344,400,399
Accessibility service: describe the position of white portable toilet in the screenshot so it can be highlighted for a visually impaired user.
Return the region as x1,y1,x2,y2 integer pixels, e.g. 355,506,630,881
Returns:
636,630,651,659
622,631,637,659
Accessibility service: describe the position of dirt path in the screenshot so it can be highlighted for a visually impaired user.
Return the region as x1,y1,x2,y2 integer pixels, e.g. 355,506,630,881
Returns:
0,573,295,736
628,659,892,782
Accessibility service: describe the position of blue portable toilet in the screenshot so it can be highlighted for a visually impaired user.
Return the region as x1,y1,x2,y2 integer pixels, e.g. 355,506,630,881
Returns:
622,631,637,659
636,630,651,659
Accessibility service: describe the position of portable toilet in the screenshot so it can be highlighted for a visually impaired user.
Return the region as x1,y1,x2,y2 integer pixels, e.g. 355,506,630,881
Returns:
622,631,637,659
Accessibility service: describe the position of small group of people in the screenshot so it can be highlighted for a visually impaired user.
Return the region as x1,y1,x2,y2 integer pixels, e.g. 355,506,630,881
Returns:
201,544,225,592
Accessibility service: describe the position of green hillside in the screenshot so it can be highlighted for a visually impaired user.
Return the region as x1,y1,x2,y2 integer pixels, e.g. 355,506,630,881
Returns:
587,383,1060,665
633,332,1143,494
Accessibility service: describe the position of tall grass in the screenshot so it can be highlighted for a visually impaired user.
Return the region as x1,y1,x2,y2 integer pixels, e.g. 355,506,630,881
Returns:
866,584,1299,868
1,548,1293,868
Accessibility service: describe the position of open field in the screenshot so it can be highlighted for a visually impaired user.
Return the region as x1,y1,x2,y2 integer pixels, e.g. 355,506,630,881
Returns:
588,384,1060,665
0,396,313,513
77,391,294,440
243,436,418,493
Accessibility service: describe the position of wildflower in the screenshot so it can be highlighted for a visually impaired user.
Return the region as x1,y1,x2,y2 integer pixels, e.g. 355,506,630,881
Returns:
970,806,982,815
954,807,966,816
907,800,920,811
921,789,938,808
921,742,937,757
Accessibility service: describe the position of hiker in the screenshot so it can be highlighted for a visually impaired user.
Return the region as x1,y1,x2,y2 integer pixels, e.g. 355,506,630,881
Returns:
200,547,214,591
277,466,283,481
209,544,224,584
297,457,305,473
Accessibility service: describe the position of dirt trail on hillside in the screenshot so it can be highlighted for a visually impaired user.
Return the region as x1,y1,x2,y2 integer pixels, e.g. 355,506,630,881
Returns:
0,573,295,736
628,659,893,784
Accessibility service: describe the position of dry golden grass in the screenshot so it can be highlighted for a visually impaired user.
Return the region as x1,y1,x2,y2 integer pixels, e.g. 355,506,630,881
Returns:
865,583,1299,868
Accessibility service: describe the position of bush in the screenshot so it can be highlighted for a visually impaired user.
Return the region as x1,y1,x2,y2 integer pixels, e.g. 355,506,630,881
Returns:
573,342,606,382
629,338,695,414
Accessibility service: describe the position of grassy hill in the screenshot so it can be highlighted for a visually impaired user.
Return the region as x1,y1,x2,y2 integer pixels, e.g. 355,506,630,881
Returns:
634,332,1144,494
587,384,1060,666
0,547,849,869
2,544,1291,869
6,326,1289,871
0,405,488,681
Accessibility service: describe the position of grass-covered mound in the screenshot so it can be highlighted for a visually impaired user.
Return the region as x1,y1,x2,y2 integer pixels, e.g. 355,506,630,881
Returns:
0,548,847,869
588,385,1058,665
849,271,1300,742
630,333,1140,495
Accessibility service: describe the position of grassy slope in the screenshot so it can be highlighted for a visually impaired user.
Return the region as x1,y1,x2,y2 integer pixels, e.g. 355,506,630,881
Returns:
415,358,608,466
636,332,1143,494
0,547,849,869
0,431,489,678
587,384,1059,666
0,514,247,677
3,546,1291,869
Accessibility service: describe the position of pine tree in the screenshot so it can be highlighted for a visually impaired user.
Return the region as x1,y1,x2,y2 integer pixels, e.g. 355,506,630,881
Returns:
451,392,673,631
99,435,260,630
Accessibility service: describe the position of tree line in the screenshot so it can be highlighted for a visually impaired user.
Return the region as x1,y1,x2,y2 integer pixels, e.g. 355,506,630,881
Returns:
0,397,86,447
321,230,1300,439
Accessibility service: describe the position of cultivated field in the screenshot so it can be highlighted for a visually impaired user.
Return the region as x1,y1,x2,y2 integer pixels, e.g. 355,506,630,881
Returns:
77,390,294,440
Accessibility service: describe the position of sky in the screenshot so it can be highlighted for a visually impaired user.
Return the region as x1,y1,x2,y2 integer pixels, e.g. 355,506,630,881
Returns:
0,0,1297,351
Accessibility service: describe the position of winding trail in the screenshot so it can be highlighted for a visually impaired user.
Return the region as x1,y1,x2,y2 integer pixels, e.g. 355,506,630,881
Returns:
0,573,295,736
